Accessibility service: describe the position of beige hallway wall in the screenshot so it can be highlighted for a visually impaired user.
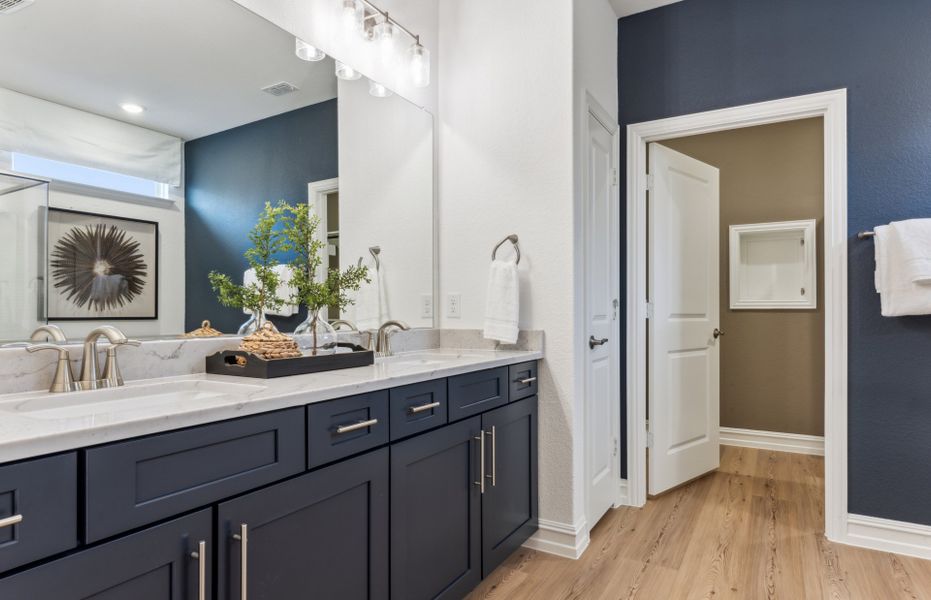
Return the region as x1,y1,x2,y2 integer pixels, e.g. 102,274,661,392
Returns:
661,118,824,436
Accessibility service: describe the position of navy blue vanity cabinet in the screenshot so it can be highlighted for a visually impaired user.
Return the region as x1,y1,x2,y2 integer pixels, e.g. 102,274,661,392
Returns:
508,361,539,402
0,509,212,600
391,417,483,600
447,367,508,421
85,407,305,542
308,391,390,468
389,378,448,441
481,396,539,577
0,452,77,573
217,448,389,600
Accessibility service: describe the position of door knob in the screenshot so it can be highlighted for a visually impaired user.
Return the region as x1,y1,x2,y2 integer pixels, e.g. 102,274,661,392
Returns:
589,336,609,349
713,328,725,339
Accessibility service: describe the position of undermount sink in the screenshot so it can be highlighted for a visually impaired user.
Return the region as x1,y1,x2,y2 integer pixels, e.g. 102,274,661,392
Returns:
0,379,266,420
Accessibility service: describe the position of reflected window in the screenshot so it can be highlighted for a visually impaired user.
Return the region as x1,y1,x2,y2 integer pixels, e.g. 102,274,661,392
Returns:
12,153,170,199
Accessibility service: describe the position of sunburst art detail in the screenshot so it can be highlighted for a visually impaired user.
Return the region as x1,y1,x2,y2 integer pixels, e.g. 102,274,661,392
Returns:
50,224,148,311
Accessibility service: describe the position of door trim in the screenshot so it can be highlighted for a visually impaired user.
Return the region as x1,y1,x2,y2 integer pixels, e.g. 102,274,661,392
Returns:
624,89,848,543
578,91,622,534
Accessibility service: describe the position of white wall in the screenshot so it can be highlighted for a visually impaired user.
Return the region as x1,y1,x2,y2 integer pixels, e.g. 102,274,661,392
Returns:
437,0,578,531
338,76,434,328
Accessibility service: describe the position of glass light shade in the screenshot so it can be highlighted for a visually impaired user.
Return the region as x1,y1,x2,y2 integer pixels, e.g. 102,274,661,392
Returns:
295,38,325,62
335,60,362,81
368,79,393,98
373,19,397,57
341,0,365,33
409,43,430,88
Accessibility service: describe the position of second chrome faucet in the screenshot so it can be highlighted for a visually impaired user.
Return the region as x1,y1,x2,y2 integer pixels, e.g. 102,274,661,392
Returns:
26,325,141,392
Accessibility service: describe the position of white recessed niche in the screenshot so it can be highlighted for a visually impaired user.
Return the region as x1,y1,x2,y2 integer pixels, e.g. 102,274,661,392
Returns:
729,219,817,310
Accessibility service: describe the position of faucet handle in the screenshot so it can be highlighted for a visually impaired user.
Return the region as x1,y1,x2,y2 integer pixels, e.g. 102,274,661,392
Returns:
26,344,77,393
101,340,140,387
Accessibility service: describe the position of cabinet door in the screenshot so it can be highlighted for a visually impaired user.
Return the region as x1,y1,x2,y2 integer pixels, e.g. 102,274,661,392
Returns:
0,510,211,600
217,448,389,600
481,396,538,577
391,417,482,600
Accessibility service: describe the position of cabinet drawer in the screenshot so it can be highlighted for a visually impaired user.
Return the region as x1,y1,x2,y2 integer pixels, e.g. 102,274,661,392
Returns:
448,367,508,422
308,391,389,468
85,408,304,543
389,379,448,441
508,361,539,402
0,453,77,573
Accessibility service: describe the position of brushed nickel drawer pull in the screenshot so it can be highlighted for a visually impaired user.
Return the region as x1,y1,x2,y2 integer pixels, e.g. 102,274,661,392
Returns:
190,540,206,600
232,523,248,600
409,401,441,414
517,376,537,385
0,514,23,529
474,430,486,494
336,418,379,434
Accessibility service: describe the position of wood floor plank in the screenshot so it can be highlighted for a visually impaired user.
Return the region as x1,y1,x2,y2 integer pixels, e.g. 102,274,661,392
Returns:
466,447,931,600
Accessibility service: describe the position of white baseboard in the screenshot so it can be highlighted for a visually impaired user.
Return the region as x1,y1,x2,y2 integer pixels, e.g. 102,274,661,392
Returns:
615,479,629,508
720,426,824,456
523,517,590,560
842,514,931,560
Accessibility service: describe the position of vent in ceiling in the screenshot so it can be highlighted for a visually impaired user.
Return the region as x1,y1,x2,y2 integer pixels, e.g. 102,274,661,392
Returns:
261,82,299,97
0,0,34,14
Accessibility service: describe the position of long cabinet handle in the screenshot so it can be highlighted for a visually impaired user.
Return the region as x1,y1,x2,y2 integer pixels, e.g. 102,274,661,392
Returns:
408,401,441,414
190,540,206,600
517,376,537,385
0,514,23,529
336,418,378,434
474,430,486,494
489,426,497,487
232,523,248,600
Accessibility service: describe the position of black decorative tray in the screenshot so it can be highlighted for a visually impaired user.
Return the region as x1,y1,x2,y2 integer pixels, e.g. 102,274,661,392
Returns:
206,343,374,379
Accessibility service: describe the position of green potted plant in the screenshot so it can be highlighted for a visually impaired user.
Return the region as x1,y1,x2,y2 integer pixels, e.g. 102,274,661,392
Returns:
208,202,288,335
281,203,369,354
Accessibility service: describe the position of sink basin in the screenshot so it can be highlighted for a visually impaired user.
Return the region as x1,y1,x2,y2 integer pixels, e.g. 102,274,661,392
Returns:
0,379,266,420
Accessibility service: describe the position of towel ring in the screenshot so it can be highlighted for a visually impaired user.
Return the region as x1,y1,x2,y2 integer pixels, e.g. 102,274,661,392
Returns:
491,234,520,265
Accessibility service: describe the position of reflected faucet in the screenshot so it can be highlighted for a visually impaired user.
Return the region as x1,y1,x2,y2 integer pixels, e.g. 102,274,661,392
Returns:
79,326,141,390
31,324,68,343
376,320,411,357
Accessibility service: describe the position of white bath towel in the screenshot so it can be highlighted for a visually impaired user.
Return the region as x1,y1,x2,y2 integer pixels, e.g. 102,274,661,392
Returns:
483,258,519,344
890,219,931,284
354,257,387,330
242,264,298,317
874,223,931,317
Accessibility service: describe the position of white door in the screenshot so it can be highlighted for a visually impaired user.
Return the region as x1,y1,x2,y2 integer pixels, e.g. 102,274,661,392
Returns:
648,143,721,495
585,112,619,527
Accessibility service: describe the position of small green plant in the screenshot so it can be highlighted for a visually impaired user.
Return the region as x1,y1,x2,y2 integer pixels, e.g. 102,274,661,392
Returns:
208,201,288,316
280,202,369,314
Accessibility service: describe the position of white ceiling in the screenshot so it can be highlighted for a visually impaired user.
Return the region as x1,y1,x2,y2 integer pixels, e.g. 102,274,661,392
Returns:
0,0,337,140
610,0,684,18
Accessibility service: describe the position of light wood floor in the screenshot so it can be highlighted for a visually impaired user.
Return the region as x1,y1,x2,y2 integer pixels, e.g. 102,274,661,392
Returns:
467,446,931,600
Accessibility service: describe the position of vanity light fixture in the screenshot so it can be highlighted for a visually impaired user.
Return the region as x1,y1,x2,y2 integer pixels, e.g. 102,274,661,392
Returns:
335,60,362,81
340,0,431,87
295,38,326,62
368,79,393,98
341,0,365,33
119,103,145,114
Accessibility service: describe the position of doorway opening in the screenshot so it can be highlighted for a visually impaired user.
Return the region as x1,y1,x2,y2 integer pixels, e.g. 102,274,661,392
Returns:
625,90,848,542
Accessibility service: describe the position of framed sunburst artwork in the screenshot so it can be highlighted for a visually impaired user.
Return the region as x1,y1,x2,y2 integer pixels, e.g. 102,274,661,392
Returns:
47,208,158,320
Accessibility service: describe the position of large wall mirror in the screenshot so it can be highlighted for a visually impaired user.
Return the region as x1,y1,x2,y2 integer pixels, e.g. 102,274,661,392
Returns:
0,0,434,342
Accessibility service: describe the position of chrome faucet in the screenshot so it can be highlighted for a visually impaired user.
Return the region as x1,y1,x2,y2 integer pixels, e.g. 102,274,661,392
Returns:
78,326,141,390
375,320,410,357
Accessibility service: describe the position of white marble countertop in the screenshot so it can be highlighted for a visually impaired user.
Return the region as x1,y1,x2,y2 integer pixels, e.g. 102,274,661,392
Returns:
0,348,542,463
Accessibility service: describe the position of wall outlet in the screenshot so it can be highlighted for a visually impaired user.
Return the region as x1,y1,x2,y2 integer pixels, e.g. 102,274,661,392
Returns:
446,293,462,318
421,294,434,318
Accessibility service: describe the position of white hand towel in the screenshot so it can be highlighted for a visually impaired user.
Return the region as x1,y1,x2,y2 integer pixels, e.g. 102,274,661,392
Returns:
874,223,931,316
242,264,298,317
354,257,387,330
890,219,931,284
483,258,519,344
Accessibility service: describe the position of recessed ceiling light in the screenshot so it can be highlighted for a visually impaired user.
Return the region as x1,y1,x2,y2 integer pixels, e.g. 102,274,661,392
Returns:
120,103,145,114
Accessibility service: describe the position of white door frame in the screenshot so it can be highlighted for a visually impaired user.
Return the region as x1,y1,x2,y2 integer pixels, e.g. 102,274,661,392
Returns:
308,178,339,318
624,89,848,542
579,91,624,532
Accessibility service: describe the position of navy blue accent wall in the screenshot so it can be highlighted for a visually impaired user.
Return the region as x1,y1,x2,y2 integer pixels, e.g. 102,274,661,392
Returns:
184,100,338,333
619,0,931,523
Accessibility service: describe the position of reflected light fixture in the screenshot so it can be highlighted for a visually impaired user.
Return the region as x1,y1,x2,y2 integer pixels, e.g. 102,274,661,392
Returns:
120,103,145,114
335,60,362,81
368,79,393,98
341,0,365,33
295,38,325,61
